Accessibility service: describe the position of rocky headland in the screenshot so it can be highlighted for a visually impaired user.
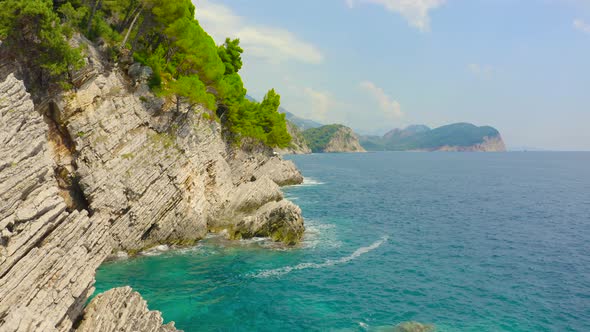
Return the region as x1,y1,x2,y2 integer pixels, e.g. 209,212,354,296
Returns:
0,38,304,331
302,124,366,153
360,123,506,152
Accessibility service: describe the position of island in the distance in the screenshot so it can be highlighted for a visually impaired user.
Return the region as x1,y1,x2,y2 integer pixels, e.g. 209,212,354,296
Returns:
360,123,507,152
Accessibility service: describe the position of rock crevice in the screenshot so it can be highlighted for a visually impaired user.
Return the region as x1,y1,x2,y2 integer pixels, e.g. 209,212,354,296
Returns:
0,41,305,331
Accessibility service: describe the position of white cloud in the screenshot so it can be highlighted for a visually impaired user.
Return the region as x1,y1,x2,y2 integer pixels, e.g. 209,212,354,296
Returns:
303,88,338,121
194,0,323,64
346,0,446,32
468,63,494,78
359,81,403,119
574,19,590,34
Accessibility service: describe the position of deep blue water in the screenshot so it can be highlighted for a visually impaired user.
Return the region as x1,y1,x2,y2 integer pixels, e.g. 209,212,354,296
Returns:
95,152,590,331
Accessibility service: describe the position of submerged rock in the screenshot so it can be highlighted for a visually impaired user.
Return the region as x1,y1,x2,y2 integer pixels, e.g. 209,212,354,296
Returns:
392,321,436,332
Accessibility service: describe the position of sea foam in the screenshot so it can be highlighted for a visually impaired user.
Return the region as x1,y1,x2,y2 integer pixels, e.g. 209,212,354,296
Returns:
251,236,389,278
301,220,341,249
288,177,325,187
140,245,170,256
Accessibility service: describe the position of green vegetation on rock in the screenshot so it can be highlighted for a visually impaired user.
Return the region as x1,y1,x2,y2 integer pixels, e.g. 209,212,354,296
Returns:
302,124,346,153
280,120,311,154
301,124,365,153
0,0,84,86
360,123,503,151
0,0,291,148
393,321,436,332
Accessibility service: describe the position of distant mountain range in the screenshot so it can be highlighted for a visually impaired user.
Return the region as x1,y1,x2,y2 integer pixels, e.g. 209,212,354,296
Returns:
360,123,506,152
246,96,504,153
279,107,323,130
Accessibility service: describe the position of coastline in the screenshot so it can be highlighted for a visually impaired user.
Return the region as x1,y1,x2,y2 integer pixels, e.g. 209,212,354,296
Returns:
0,43,306,331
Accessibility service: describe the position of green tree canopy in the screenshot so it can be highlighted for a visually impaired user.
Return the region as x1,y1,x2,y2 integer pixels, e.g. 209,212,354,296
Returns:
0,0,291,148
217,38,243,75
0,0,83,80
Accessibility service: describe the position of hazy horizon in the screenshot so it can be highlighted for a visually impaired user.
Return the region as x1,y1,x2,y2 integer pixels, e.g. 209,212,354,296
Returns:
195,0,590,151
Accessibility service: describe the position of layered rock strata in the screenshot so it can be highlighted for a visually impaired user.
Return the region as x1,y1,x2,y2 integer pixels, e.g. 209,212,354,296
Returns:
0,74,111,331
76,287,178,332
0,42,304,330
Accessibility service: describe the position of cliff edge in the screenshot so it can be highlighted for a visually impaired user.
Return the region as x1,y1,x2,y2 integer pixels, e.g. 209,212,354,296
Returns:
0,41,304,331
275,121,312,155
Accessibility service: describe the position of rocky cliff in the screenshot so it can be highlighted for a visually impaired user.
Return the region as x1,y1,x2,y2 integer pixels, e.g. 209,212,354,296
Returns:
323,126,366,153
303,124,366,153
276,121,311,155
421,135,506,152
0,41,304,331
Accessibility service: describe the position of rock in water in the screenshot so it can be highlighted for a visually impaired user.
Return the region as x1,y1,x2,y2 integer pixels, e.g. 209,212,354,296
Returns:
231,200,305,245
77,287,179,332
392,321,436,332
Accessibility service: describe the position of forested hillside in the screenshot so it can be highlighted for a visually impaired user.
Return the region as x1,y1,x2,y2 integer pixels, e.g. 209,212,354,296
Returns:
360,123,506,152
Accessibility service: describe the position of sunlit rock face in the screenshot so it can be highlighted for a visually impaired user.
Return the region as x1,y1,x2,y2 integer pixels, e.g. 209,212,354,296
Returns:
0,40,304,330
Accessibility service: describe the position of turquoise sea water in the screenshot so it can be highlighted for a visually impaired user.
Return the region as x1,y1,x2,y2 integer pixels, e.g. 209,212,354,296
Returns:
95,152,590,331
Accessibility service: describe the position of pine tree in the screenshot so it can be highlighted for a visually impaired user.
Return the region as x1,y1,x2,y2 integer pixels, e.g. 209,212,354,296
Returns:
0,0,83,82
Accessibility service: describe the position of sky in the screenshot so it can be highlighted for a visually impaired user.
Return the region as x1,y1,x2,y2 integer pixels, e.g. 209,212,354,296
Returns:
194,0,590,150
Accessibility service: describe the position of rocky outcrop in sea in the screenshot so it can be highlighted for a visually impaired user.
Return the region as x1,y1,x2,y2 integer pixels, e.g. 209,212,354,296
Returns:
0,40,304,331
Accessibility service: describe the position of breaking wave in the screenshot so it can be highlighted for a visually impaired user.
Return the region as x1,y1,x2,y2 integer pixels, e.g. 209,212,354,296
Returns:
288,177,325,187
251,236,388,278
301,220,341,249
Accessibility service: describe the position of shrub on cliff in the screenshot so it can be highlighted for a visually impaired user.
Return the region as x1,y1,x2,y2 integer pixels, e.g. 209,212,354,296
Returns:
0,0,291,148
0,0,83,86
94,0,291,147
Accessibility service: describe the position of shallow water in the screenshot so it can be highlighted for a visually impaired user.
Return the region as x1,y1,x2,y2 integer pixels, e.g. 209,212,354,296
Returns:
95,152,590,331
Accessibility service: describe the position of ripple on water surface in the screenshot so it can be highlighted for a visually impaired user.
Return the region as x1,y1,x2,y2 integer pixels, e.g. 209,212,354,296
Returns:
96,152,590,332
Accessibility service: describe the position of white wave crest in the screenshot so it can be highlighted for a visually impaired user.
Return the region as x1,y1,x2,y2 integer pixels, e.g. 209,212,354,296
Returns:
301,221,341,249
251,236,388,278
303,177,324,185
288,177,325,187
140,245,170,256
